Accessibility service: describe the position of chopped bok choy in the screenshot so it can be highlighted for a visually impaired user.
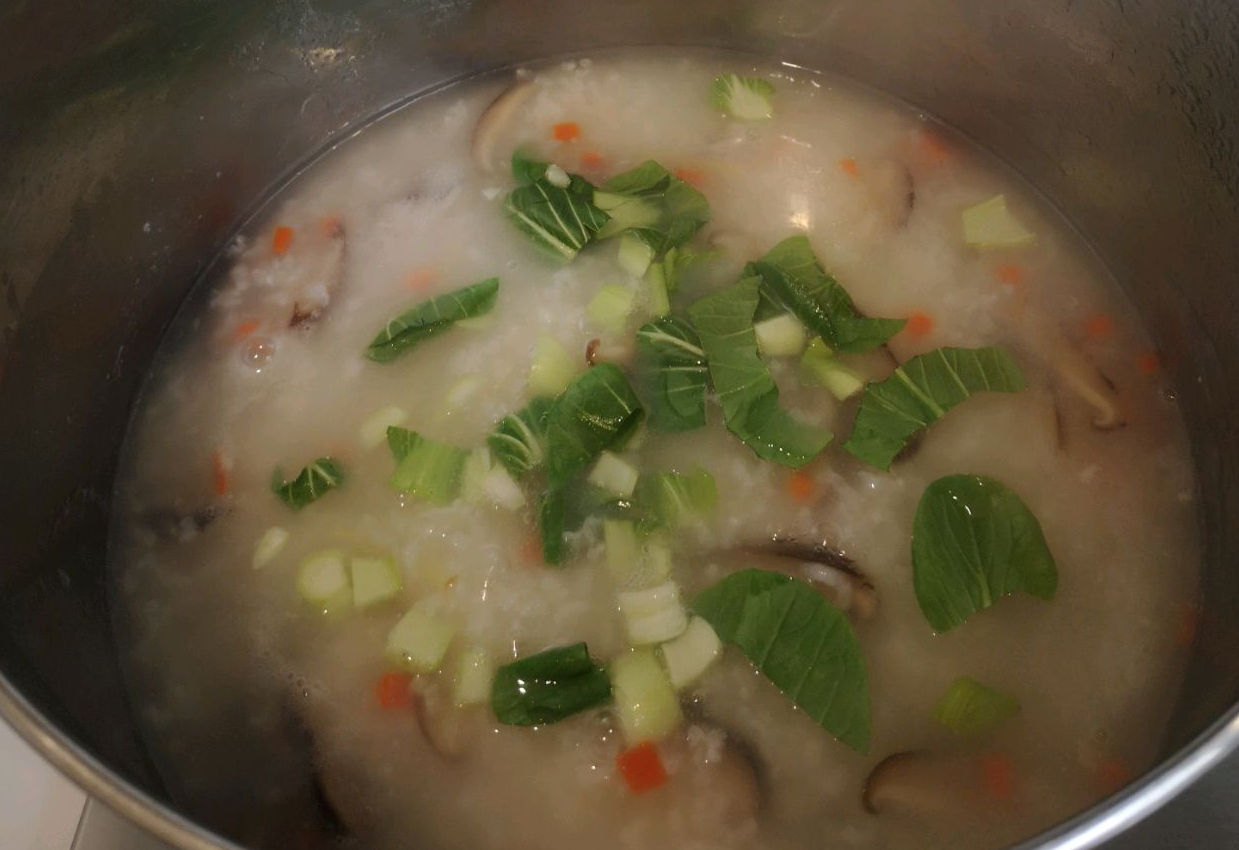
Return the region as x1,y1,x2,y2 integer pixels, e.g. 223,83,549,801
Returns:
659,616,722,689
350,555,403,609
298,550,351,616
611,648,683,744
387,600,456,673
711,73,775,120
962,194,1035,250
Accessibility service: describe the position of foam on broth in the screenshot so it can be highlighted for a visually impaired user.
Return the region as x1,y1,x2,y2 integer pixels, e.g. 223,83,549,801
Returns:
110,51,1199,850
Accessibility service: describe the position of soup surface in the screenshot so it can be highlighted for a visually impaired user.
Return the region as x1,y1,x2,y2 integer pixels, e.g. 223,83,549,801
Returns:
111,51,1200,850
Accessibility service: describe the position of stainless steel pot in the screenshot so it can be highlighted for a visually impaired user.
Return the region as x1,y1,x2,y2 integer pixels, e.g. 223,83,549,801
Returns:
2,1,1237,848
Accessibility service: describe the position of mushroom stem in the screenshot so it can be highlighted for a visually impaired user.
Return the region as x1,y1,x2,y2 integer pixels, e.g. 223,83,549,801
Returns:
741,537,878,620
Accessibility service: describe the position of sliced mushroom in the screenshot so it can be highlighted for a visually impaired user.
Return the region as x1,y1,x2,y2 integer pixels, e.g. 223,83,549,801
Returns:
590,336,635,368
743,537,878,620
472,78,536,173
414,690,486,759
856,158,915,228
863,750,984,816
662,722,763,839
585,338,601,366
1016,309,1124,430
288,224,347,328
139,503,228,542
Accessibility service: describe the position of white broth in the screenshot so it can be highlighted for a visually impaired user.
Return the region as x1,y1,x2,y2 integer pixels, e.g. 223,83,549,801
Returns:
111,51,1199,850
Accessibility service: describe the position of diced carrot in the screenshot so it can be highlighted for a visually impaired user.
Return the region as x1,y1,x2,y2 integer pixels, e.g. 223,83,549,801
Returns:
979,752,1016,802
916,130,950,167
520,535,543,565
1135,351,1161,375
320,214,343,239
1084,314,1114,341
231,319,261,342
674,167,707,188
211,451,230,496
272,225,295,256
552,121,581,142
1096,757,1133,793
374,671,417,711
787,470,816,503
580,151,605,170
1175,602,1199,648
616,742,669,794
838,157,860,178
904,312,935,339
994,264,1023,286
406,268,437,292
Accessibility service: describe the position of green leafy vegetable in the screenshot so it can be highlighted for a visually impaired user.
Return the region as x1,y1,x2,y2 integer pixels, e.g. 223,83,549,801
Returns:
488,397,553,477
692,569,870,752
545,363,644,486
492,642,613,726
843,347,1026,470
751,236,904,354
637,467,718,529
688,277,831,467
912,474,1058,632
386,427,467,505
711,74,775,120
505,153,610,263
933,676,1020,735
635,316,709,432
271,458,344,509
595,161,710,248
657,245,711,294
364,278,500,363
537,488,570,566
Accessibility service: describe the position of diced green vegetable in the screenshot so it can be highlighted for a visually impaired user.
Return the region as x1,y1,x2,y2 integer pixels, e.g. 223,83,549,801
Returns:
751,236,904,354
455,311,497,332
688,277,831,467
492,642,613,726
635,316,708,433
528,332,579,397
365,278,500,363
692,569,871,752
638,467,718,529
537,488,572,566
442,375,483,412
604,519,643,582
587,284,637,335
711,73,775,120
272,458,344,510
594,192,662,234
912,475,1058,632
588,451,640,498
611,648,683,744
454,645,495,706
800,338,866,401
386,600,456,673
754,313,807,358
488,397,552,478
545,363,644,486
461,448,526,511
962,194,1035,250
505,154,610,263
252,526,289,569
643,264,670,316
595,161,710,247
933,676,1021,735
350,555,403,609
619,581,689,646
659,616,722,689
618,231,656,278
842,347,1025,470
359,405,408,450
387,427,467,505
297,549,351,616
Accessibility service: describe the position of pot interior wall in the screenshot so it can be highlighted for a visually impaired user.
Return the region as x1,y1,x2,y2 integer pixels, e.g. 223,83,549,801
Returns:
1,0,1237,846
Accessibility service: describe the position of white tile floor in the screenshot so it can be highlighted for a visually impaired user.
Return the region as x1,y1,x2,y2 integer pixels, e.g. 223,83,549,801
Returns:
0,720,86,850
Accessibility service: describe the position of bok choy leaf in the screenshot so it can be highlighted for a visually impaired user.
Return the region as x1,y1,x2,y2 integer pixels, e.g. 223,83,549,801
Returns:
635,316,709,432
365,278,500,363
505,153,610,263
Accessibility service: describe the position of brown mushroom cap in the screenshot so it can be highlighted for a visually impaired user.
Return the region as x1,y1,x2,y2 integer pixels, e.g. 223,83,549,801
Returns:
472,79,536,174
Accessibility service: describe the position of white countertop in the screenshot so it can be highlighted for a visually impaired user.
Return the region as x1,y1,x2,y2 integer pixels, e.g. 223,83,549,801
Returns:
0,719,85,850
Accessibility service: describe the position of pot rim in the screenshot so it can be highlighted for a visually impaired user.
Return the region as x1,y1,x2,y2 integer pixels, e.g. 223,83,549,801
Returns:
3,667,1239,850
